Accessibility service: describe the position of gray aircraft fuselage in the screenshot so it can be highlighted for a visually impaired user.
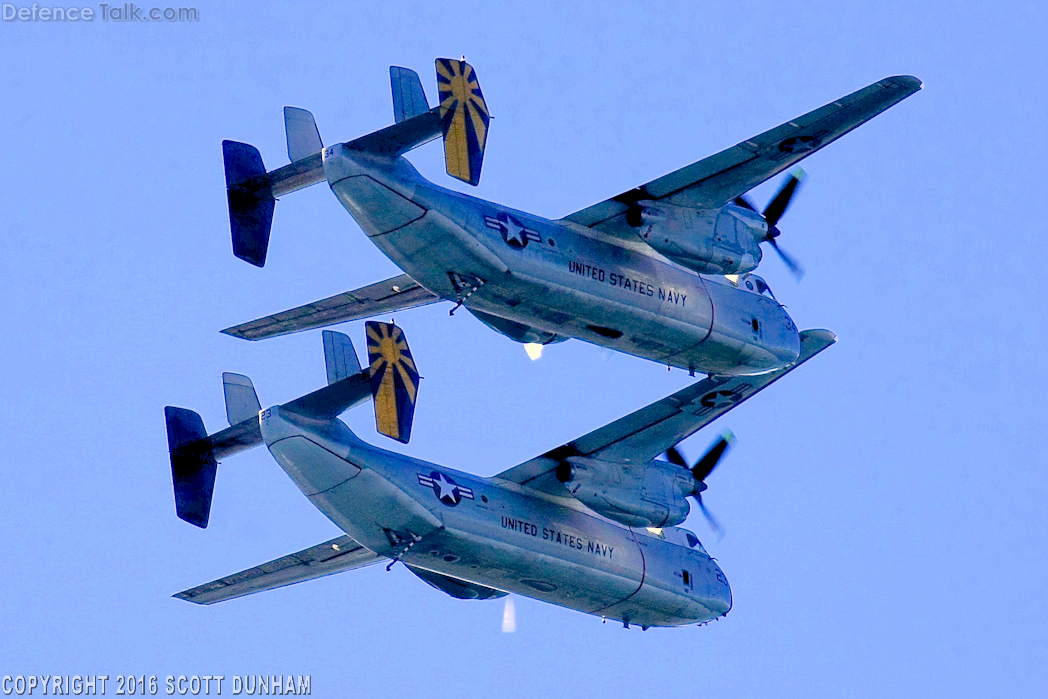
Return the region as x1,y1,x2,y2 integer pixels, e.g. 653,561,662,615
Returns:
324,145,799,376
262,405,732,628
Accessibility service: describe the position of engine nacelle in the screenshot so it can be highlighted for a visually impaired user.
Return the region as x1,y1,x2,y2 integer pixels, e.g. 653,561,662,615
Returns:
558,456,695,528
631,201,765,275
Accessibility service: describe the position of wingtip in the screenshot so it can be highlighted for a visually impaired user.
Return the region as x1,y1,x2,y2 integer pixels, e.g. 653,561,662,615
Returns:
798,329,838,359
884,75,923,93
800,328,837,344
219,326,257,341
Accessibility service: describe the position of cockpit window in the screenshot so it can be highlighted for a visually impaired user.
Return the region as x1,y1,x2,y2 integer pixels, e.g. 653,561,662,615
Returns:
749,275,775,299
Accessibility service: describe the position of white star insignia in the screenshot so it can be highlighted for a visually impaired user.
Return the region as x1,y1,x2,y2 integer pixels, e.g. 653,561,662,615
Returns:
503,219,527,246
432,473,458,502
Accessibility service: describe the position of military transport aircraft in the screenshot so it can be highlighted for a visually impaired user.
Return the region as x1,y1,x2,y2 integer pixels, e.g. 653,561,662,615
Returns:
166,323,835,627
218,59,919,376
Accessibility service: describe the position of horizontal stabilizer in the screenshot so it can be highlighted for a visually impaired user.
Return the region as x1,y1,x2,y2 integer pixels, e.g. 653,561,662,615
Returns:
366,321,419,443
391,66,430,123
221,274,441,341
323,330,362,385
284,107,323,162
165,407,220,528
223,372,261,426
174,535,384,604
436,58,490,186
223,140,275,268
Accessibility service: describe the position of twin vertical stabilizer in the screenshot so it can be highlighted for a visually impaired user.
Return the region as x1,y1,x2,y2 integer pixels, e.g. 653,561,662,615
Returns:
222,141,275,268
284,106,323,162
389,58,491,185
165,324,421,527
391,66,431,123
223,57,489,268
365,322,420,444
435,58,490,186
165,407,219,528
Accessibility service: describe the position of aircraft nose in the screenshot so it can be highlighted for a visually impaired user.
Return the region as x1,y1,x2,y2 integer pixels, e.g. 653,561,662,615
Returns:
707,561,733,616
773,324,802,365
743,312,801,371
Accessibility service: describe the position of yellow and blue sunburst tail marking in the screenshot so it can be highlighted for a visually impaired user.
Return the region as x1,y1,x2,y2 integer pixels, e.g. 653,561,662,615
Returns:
435,58,490,186
365,321,420,443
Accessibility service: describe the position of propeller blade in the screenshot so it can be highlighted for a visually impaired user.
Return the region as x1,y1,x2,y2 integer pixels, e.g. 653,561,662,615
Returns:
626,204,643,227
767,237,805,281
756,170,807,280
692,432,735,483
696,494,724,538
762,173,803,227
665,446,688,469
670,434,733,538
733,196,756,212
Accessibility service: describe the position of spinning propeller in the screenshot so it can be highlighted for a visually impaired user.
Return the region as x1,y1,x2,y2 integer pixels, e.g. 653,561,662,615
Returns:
734,170,806,280
666,431,735,536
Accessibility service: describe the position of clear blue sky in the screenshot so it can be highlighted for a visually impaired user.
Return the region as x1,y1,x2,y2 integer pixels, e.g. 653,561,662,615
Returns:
2,2,1046,696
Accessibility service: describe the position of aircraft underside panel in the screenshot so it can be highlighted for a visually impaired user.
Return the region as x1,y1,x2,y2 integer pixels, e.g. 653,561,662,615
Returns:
397,522,729,627
402,529,648,619
468,276,713,361
405,565,507,600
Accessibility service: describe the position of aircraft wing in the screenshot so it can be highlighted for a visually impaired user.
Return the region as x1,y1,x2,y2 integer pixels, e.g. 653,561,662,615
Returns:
173,535,384,605
562,76,921,229
222,274,441,341
494,329,835,495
